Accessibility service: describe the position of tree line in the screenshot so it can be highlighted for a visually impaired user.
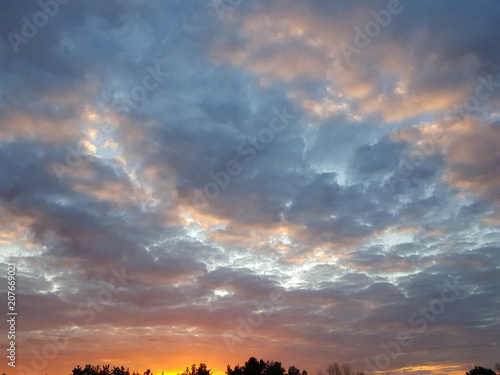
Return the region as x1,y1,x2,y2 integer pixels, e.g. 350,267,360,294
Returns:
2,358,498,375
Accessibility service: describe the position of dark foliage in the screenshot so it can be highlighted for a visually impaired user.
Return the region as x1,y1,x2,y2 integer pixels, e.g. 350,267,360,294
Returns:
466,366,497,375
71,364,150,375
67,359,500,375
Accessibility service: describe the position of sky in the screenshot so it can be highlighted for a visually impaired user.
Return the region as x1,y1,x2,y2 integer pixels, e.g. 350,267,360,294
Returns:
0,0,499,375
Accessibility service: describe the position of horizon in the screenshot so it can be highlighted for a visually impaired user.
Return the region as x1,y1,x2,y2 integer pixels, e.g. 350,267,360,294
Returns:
13,359,498,375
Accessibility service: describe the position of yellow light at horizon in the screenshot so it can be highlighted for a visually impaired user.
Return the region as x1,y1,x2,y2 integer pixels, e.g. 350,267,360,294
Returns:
154,369,226,375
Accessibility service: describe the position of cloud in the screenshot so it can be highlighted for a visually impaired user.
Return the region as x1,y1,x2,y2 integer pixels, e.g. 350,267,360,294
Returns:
1,1,500,375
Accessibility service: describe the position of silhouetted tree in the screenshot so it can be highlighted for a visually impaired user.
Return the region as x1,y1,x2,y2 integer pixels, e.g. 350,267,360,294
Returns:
227,364,244,375
196,364,211,375
72,359,301,375
264,361,286,375
466,366,496,375
181,364,194,375
181,364,211,375
227,357,306,375
341,364,351,375
495,363,500,375
113,366,130,375
326,363,342,375
71,365,132,375
244,357,266,375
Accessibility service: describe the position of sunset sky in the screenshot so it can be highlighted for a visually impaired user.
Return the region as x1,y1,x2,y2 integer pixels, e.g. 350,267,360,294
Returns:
1,1,500,375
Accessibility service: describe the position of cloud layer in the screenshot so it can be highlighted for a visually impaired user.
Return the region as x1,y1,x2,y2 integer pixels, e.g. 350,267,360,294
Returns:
1,1,499,375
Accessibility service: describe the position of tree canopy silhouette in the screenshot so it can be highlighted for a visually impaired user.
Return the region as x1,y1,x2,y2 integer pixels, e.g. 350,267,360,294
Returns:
465,366,497,375
71,364,152,375
66,358,500,375
180,363,211,375
226,357,304,375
